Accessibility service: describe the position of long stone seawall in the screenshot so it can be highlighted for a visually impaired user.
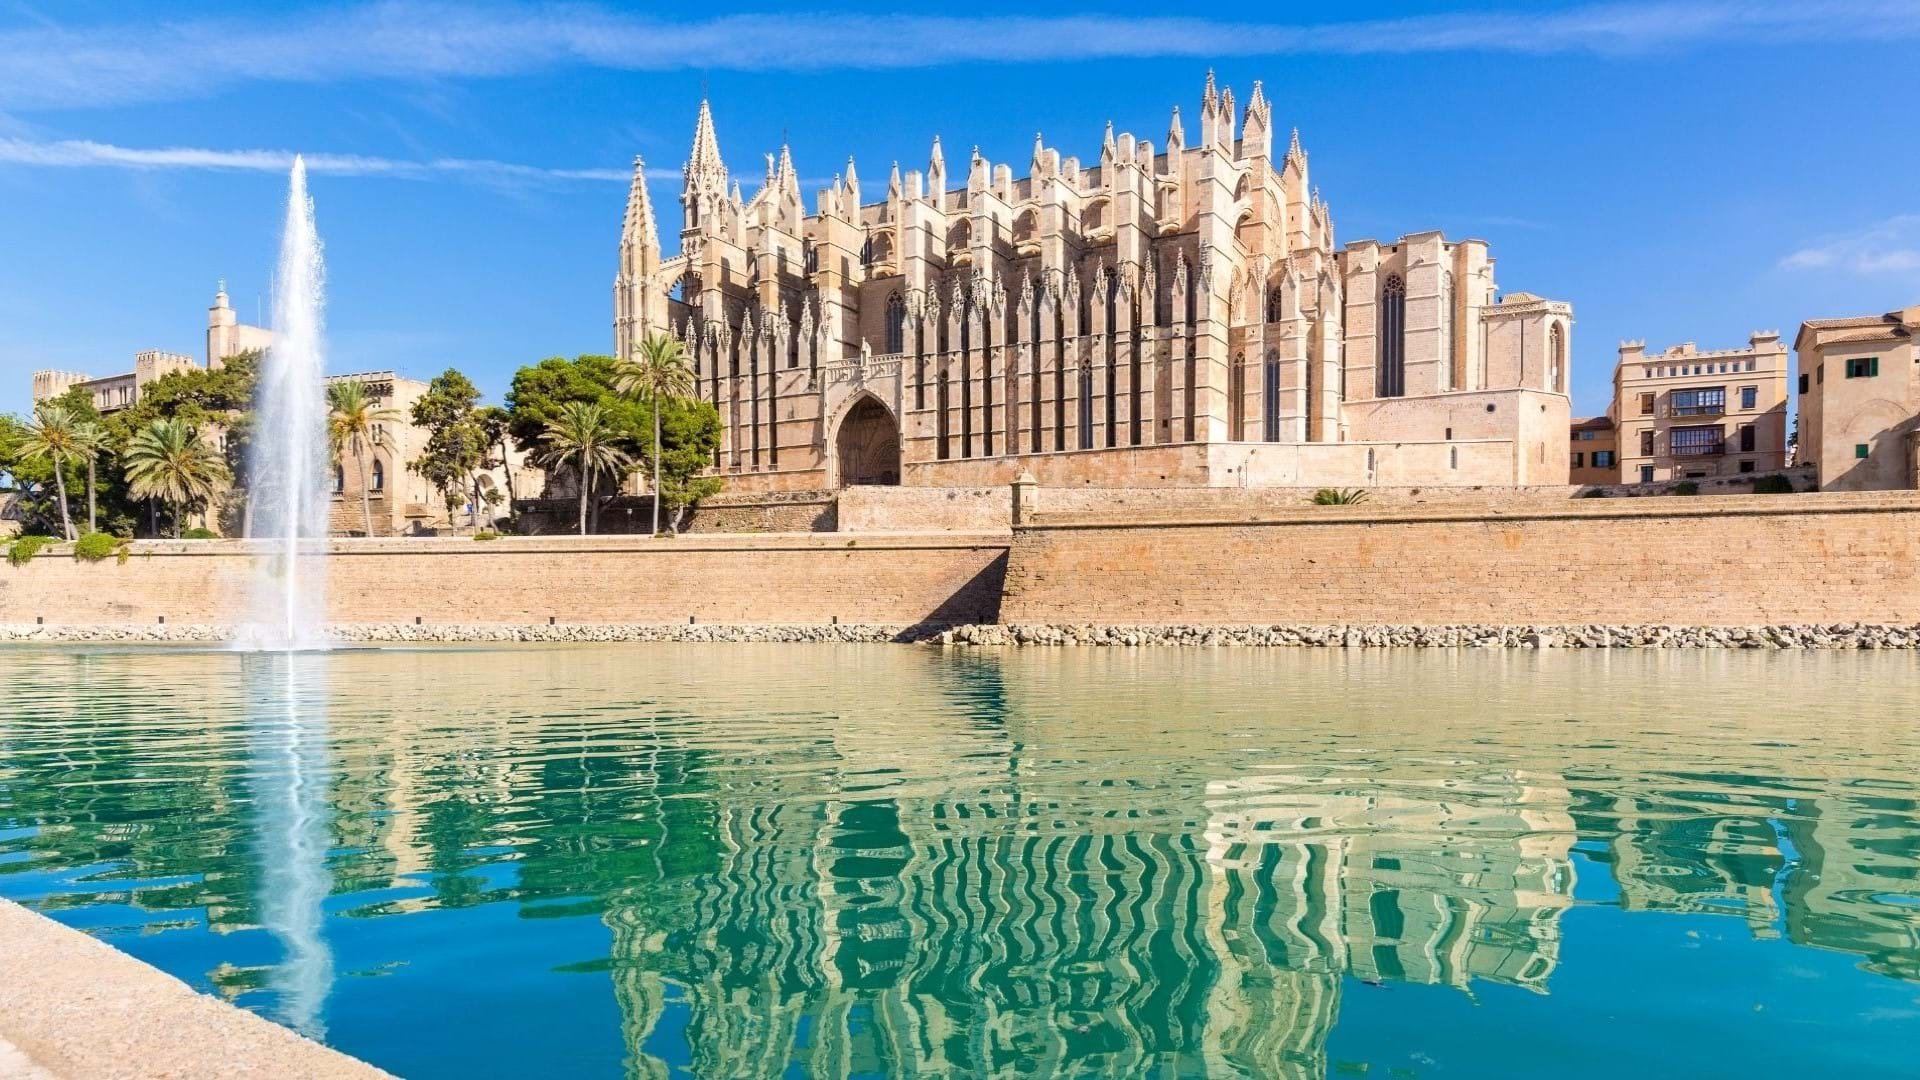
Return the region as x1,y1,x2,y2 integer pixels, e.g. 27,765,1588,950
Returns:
0,533,1008,628
999,492,1920,627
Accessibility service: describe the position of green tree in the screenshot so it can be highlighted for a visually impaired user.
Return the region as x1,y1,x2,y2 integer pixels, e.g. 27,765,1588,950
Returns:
123,419,230,538
72,421,110,535
651,397,724,533
327,379,403,537
105,351,259,536
410,369,488,534
475,404,518,514
17,401,84,539
614,334,699,535
536,401,633,535
504,354,723,532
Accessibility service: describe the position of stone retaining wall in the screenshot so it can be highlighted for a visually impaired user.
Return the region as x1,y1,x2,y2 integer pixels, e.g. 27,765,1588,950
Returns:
1001,491,1920,627
0,534,1007,628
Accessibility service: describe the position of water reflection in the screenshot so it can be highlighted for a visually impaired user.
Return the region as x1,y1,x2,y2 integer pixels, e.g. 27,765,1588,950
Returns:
1,646,1917,1077
243,652,335,1038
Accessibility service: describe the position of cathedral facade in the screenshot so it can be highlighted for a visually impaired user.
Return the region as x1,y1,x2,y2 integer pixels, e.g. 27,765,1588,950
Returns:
614,75,1573,491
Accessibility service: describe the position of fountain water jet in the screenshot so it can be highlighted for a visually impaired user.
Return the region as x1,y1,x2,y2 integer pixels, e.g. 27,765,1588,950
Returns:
241,156,331,650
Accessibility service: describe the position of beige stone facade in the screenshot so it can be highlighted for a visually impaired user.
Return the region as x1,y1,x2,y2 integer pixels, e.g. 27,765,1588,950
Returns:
30,285,272,413
614,77,1573,493
1609,333,1790,484
1567,415,1618,485
1795,305,1920,491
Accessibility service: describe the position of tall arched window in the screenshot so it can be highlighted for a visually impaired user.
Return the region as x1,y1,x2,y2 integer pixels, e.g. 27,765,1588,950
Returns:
885,293,905,353
1549,322,1566,392
1266,286,1283,324
1377,274,1406,398
332,465,344,494
371,459,385,492
1262,352,1281,442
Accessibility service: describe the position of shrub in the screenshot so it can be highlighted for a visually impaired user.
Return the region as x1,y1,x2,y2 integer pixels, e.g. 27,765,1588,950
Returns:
1751,474,1795,495
73,532,123,562
181,527,219,540
472,530,501,541
1312,488,1369,506
1670,481,1700,496
6,535,57,567
1579,488,1609,498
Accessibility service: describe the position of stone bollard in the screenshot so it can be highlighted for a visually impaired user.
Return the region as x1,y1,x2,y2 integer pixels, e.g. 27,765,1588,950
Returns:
1010,472,1040,527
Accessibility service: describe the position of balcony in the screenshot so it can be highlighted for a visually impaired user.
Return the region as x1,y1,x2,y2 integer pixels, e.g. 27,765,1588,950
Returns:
1669,441,1725,457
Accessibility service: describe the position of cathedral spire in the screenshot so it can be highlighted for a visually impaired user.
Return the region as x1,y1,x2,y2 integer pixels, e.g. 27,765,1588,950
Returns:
1202,69,1218,113
685,98,727,191
1167,105,1184,151
928,135,946,196
843,156,860,205
887,160,902,200
1101,120,1117,163
621,155,657,245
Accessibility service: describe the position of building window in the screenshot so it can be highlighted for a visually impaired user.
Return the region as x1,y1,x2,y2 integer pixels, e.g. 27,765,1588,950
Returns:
1578,430,1596,441
332,465,344,494
1548,322,1566,392
1572,452,1585,468
1740,386,1757,410
1377,274,1406,398
1670,425,1725,457
1640,430,1655,455
885,293,906,353
1262,356,1281,442
1739,424,1756,453
1799,374,1809,395
1594,451,1616,469
1266,287,1283,324
1846,356,1880,379
1856,443,1870,459
371,460,385,492
1817,363,1825,384
1638,392,1655,416
1669,387,1726,416
1640,465,1655,483
1739,460,1755,473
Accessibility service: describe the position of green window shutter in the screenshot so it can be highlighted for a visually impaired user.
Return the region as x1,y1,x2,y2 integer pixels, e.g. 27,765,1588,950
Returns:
1856,443,1870,459
1871,356,1880,377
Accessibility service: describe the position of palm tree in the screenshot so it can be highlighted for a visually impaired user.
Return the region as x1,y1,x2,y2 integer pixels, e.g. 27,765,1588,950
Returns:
72,422,109,535
123,419,230,538
613,334,697,535
18,402,80,540
536,400,633,536
327,379,403,537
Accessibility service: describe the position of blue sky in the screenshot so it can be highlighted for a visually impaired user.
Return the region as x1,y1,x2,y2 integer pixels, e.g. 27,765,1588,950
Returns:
1,0,1916,419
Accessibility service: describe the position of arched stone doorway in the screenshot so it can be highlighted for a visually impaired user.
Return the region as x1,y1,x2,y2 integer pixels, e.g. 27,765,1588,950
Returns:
835,394,901,486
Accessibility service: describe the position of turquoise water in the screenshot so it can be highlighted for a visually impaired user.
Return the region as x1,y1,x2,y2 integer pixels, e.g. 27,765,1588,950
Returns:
2,644,1919,1078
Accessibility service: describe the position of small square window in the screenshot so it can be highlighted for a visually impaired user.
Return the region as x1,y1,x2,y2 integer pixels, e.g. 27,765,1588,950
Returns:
1798,373,1810,395
1846,356,1880,379
1856,443,1870,459
1740,386,1758,410
1739,460,1755,473
1572,452,1585,468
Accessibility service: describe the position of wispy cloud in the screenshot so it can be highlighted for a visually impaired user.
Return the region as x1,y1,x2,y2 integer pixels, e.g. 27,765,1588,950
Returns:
0,137,655,186
1780,215,1920,276
5,1,1920,110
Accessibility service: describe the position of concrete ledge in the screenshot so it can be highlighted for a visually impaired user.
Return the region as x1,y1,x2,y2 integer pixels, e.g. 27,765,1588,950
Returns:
1024,490,1920,531
0,622,947,644
0,899,389,1079
937,623,1920,648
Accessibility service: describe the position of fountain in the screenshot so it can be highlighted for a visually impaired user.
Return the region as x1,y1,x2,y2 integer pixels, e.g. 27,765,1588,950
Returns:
241,156,331,650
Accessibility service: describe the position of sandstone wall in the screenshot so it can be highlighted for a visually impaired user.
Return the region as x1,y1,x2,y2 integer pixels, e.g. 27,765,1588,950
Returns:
837,486,1008,532
514,492,837,535
0,534,1006,628
1001,492,1920,626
